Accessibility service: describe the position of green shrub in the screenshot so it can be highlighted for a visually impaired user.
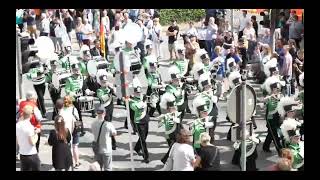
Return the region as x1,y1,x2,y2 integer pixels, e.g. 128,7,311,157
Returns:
159,9,205,25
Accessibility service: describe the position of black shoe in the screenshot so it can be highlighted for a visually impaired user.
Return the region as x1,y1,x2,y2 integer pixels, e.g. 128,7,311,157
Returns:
117,99,122,105
186,108,191,113
112,146,117,150
263,147,271,153
91,113,96,118
80,132,86,137
142,159,149,163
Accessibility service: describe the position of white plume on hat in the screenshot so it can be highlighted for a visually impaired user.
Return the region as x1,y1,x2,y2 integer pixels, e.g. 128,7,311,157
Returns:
160,92,176,110
226,57,236,72
192,94,207,117
132,76,142,88
146,55,158,72
68,55,79,65
198,73,211,91
299,72,304,87
277,96,299,117
145,39,153,48
262,76,282,95
97,70,112,86
191,62,205,80
280,118,301,142
194,48,208,64
228,71,242,89
79,45,90,59
168,65,180,80
264,58,278,77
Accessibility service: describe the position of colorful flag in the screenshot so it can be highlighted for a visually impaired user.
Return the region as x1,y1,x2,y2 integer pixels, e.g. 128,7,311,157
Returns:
100,18,106,58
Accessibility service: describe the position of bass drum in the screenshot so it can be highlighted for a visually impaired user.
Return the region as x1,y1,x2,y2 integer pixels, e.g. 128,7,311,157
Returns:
227,84,257,124
87,60,98,77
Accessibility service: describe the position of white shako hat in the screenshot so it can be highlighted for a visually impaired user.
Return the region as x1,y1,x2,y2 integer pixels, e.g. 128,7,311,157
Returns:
263,76,283,95
280,118,301,142
191,62,205,81
198,73,212,91
160,92,176,110
228,71,242,89
226,57,236,71
264,58,278,77
145,39,153,49
192,94,209,117
168,65,181,81
277,96,302,117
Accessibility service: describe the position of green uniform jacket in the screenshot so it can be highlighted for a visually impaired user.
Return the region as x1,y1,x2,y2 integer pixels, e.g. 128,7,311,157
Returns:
165,83,185,106
173,59,188,76
266,95,280,126
147,71,161,89
158,111,181,138
26,67,46,85
97,87,114,107
129,96,148,123
65,75,84,99
287,143,304,169
191,118,206,149
79,61,88,77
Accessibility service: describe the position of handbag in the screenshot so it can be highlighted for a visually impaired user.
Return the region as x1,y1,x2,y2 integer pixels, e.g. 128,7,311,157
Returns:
92,120,105,154
73,107,82,133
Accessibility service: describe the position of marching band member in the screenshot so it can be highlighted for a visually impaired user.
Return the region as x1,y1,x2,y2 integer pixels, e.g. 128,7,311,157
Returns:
173,45,191,113
164,66,187,121
97,74,117,150
173,45,189,77
46,58,62,120
189,94,214,154
129,86,150,163
146,59,164,117
279,97,304,170
142,39,156,76
158,93,182,164
261,76,284,154
65,63,94,136
197,73,218,143
26,58,48,117
231,130,260,171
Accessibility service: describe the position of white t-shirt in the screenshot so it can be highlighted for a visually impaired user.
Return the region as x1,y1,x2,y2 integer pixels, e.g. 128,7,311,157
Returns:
152,24,162,42
171,143,195,171
81,23,93,40
186,27,198,37
41,18,50,33
239,16,251,31
243,27,256,41
91,119,117,155
59,107,78,133
16,119,37,155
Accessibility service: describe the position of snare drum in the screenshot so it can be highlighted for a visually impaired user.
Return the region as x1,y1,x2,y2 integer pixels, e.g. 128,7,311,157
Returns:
78,96,95,112
129,52,141,74
59,72,72,88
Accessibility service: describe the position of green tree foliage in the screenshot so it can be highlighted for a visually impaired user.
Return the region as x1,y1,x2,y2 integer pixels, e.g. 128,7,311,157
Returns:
159,9,205,25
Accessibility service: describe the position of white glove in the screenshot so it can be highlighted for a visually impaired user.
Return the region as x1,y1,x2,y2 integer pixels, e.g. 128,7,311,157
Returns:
204,122,214,128
85,89,91,96
173,117,180,124
233,141,241,149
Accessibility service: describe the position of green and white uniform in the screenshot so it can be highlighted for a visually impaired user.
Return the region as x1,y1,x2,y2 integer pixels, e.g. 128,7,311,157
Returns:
143,55,157,70
190,116,213,149
266,95,281,126
129,96,148,124
97,87,113,107
26,67,46,85
147,71,161,89
158,111,181,139
287,142,304,169
65,75,84,100
173,59,188,76
79,61,89,77
165,83,185,106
